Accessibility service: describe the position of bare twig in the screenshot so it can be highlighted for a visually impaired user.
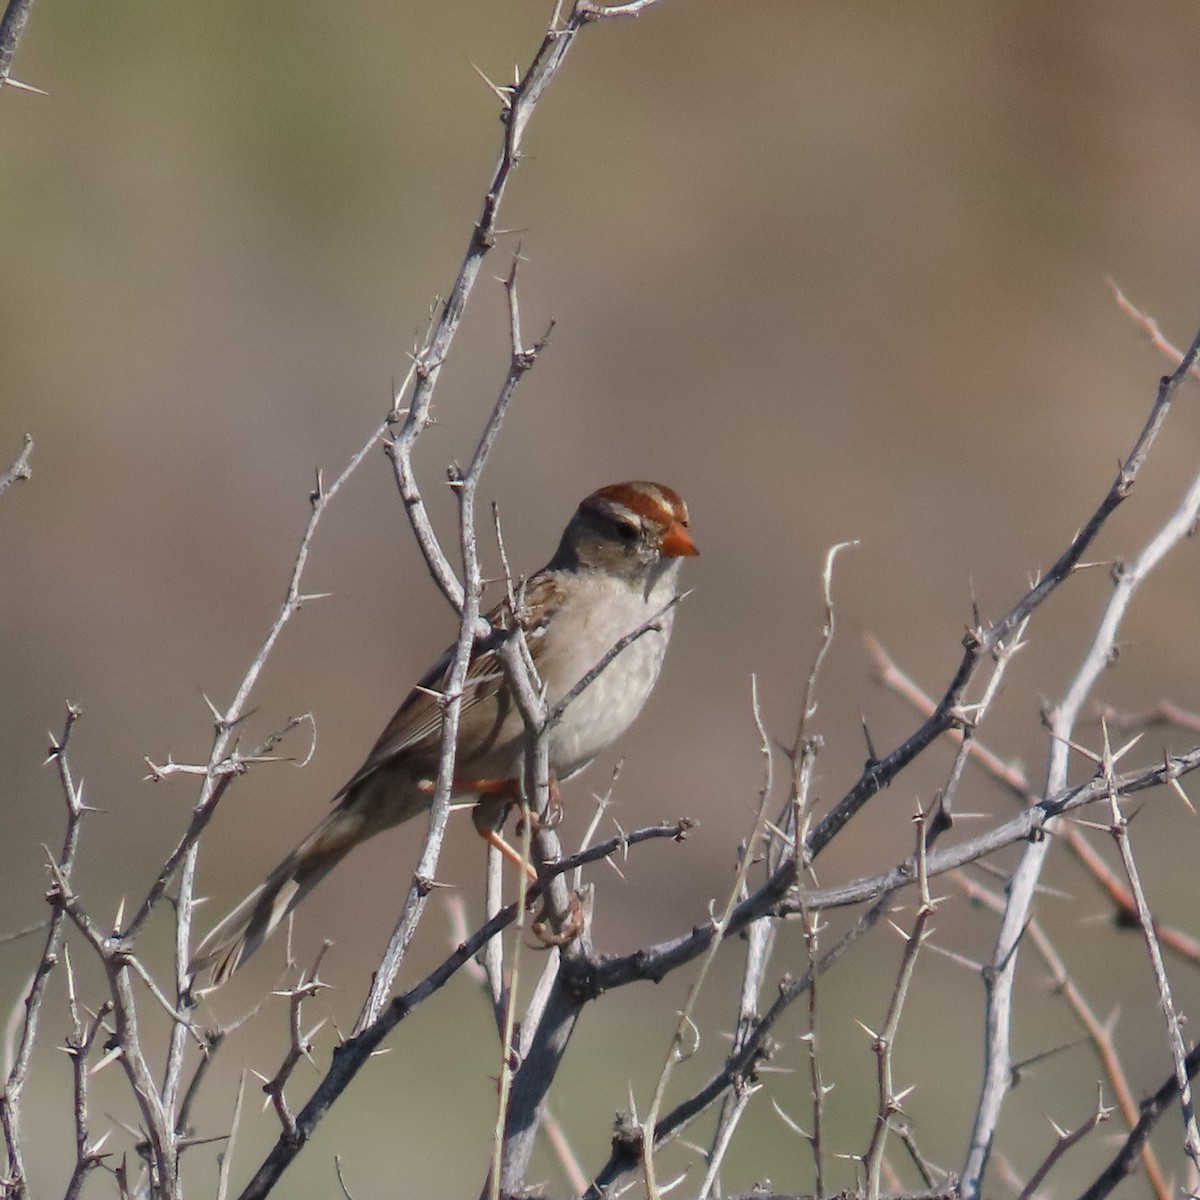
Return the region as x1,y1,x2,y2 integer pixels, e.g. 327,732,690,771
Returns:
0,921,49,949
46,860,180,1196
869,637,1200,967
1109,281,1200,382
642,677,774,1198
487,772,535,1200
0,0,41,93
583,899,891,1199
383,0,586,617
799,898,826,1195
0,434,32,496
261,947,330,1141
1018,1086,1112,1200
2,704,85,1199
592,742,1200,993
215,1072,245,1200
932,617,1028,836
355,253,552,1035
1099,722,1200,1172
539,1104,588,1196
130,403,399,941
1093,698,1200,737
952,870,1170,1199
233,832,688,1193
789,541,856,803
60,947,113,1200
1079,1042,1200,1200
863,809,935,1200
962,321,1200,1199
700,685,780,1198
810,322,1200,866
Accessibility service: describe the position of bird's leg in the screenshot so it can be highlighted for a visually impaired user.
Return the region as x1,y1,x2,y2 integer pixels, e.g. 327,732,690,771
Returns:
519,774,585,945
516,774,563,834
467,781,538,884
531,890,585,946
467,777,584,945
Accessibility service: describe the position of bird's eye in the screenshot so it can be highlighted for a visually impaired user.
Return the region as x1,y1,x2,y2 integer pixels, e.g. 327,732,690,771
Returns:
613,520,639,543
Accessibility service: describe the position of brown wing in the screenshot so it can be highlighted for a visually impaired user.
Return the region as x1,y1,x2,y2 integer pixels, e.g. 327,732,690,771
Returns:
332,574,565,801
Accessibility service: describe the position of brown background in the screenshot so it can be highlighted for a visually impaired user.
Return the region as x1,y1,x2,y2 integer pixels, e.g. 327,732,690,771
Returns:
3,3,1200,1196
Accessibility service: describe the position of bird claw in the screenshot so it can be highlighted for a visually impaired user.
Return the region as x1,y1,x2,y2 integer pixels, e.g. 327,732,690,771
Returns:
530,890,585,946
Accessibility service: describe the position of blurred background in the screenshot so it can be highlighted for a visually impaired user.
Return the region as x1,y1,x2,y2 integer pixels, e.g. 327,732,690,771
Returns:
3,1,1200,1196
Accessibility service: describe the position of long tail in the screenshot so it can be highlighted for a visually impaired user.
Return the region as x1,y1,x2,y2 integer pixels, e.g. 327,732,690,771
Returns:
190,802,377,988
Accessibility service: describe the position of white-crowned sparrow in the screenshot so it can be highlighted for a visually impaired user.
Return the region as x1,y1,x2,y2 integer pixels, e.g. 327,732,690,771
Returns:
191,481,697,984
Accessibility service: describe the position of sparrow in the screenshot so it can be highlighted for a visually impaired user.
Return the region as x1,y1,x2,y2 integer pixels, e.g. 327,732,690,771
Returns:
190,481,697,985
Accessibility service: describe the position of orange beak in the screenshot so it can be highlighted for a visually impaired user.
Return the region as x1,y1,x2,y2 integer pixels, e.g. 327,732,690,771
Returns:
660,522,699,558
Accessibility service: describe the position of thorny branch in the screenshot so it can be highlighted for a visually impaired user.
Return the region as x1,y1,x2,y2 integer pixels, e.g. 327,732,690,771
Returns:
0,0,39,92
953,872,1170,1200
8,0,1200,1195
261,946,330,1142
1018,1087,1112,1200
1079,1042,1200,1200
863,810,935,1200
0,435,32,497
868,636,1200,967
60,945,113,1200
583,900,893,1199
962,319,1200,1199
1099,723,1200,1173
808,322,1200,865
641,677,774,1198
2,705,85,1199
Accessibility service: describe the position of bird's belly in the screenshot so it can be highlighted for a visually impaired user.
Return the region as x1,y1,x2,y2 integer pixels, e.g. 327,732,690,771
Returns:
544,627,669,778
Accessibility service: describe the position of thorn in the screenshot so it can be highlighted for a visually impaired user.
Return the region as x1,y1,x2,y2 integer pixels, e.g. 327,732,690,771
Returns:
603,855,628,882
2,77,49,96
467,59,513,108
108,1114,143,1141
923,940,983,973
1110,730,1145,765
771,1097,812,1140
89,1046,123,1075
1169,766,1196,814
1101,1006,1121,1038
1068,817,1113,834
860,713,878,765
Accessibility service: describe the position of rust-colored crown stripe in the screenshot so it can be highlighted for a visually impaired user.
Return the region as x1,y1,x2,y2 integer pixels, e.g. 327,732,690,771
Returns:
587,481,690,528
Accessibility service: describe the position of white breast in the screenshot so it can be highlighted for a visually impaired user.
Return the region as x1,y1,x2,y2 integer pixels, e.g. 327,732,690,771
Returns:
535,566,680,778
